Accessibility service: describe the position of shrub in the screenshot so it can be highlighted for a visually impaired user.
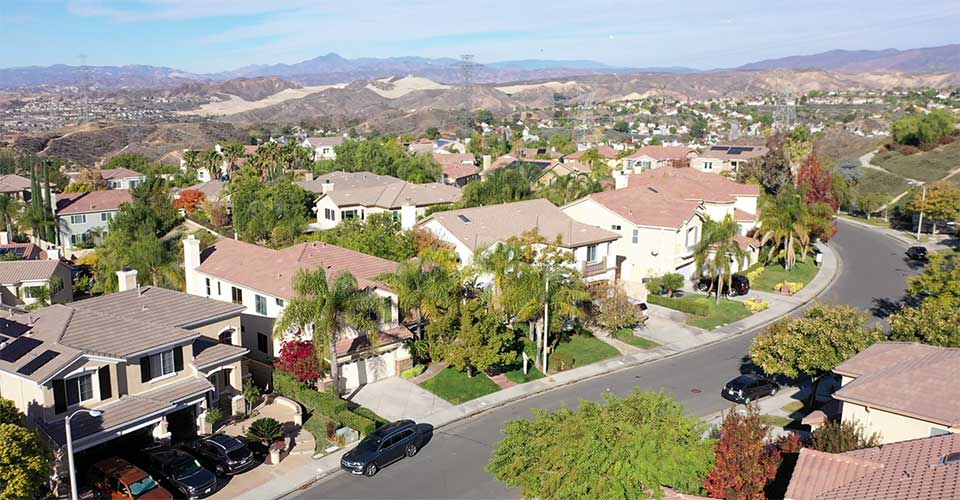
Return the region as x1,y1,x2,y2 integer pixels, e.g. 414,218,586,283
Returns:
400,365,425,379
595,282,643,329
775,281,804,294
551,351,574,371
648,295,710,316
746,266,765,284
745,298,769,313
811,420,881,453
352,407,389,428
660,273,685,296
275,337,323,384
645,277,665,296
325,419,338,439
336,410,376,436
246,417,284,444
204,407,224,425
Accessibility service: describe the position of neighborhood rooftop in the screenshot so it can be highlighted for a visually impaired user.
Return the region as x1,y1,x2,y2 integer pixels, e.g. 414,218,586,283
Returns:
55,189,133,215
299,171,461,208
71,286,246,329
0,259,64,285
0,174,31,193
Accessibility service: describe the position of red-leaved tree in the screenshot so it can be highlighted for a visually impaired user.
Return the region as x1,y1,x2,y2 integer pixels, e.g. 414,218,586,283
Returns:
175,189,206,212
797,155,838,211
704,407,796,500
274,336,322,384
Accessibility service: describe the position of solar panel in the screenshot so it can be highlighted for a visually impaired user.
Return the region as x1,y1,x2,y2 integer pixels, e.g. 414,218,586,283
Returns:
0,337,42,362
710,146,729,151
17,350,60,376
0,319,31,339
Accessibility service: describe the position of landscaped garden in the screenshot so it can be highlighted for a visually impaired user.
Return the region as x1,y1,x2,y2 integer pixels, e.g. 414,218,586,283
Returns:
649,294,752,331
746,258,819,293
420,366,502,404
503,364,545,384
550,332,621,372
612,328,660,349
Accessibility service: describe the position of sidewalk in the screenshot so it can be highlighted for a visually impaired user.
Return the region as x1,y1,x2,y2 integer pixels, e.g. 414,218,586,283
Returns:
838,215,954,250
241,242,841,500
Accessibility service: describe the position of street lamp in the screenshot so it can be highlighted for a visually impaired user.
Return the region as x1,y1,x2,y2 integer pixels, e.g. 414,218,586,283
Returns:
65,408,102,500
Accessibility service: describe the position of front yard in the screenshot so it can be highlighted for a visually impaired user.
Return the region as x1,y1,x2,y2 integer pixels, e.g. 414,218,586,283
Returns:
420,366,502,404
747,258,819,293
612,328,660,349
550,332,620,372
650,294,752,331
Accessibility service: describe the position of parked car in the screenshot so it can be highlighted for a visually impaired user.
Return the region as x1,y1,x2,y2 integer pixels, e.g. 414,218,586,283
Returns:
721,374,780,404
696,274,750,296
88,457,173,500
341,419,423,477
906,246,929,261
141,445,217,499
180,435,257,476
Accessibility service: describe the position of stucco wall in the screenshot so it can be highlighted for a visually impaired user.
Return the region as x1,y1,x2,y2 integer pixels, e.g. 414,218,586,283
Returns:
841,401,960,444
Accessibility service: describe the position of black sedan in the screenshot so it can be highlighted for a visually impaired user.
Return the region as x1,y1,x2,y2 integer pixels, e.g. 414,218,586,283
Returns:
142,446,218,499
721,374,779,404
341,420,422,477
180,435,257,477
906,246,929,261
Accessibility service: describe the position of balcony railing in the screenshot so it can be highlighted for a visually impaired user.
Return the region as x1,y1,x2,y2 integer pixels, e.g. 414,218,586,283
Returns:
581,260,607,277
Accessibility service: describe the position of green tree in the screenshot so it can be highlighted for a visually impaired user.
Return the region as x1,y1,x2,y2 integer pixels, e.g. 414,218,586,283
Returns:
0,194,20,237
890,296,960,347
906,251,960,302
891,109,957,146
758,189,813,270
230,167,311,243
246,417,284,444
221,142,246,176
689,119,708,139
444,298,517,376
857,191,890,219
0,398,22,426
810,420,881,453
273,268,382,393
316,212,417,261
612,121,630,133
911,181,960,234
487,389,714,500
737,133,793,194
0,420,52,500
537,174,600,206
458,167,535,208
694,214,747,303
376,254,461,339
750,304,883,406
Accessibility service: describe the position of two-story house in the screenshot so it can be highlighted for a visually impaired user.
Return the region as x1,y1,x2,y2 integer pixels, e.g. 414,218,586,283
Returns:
417,199,621,285
562,145,622,169
302,136,345,161
55,190,132,252
182,235,413,391
0,174,32,201
0,270,247,471
623,146,698,172
832,342,960,445
433,153,480,187
0,258,73,307
298,171,462,231
690,144,768,175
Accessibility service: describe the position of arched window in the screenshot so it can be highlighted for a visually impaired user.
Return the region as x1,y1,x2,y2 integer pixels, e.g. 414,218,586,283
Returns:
218,329,235,345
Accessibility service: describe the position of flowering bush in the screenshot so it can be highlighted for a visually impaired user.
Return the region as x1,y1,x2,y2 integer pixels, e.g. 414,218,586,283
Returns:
746,266,765,284
774,281,805,295
275,336,323,384
744,298,769,313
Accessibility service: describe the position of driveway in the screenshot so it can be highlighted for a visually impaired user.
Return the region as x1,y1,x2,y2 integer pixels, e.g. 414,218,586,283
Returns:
346,377,452,422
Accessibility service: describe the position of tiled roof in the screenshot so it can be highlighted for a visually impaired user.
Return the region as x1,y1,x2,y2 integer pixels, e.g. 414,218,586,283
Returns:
0,242,46,260
0,259,64,285
197,238,398,299
833,342,960,426
71,286,244,329
56,305,197,358
56,189,132,215
297,171,399,193
566,145,619,160
0,174,31,193
182,180,227,201
305,136,345,148
733,234,760,251
625,167,760,203
420,199,620,251
442,162,480,181
300,171,462,209
552,161,592,174
192,337,247,369
335,325,413,356
626,146,697,161
785,433,960,500
582,187,702,229
701,144,769,161
734,208,757,221
100,168,144,180
833,341,940,377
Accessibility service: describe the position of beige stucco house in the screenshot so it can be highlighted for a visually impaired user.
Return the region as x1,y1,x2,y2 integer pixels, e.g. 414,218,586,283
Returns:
623,146,698,172
0,258,73,307
690,144,768,175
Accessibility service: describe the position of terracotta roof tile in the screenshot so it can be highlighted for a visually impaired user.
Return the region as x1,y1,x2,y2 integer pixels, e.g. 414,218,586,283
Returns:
627,146,697,161
56,190,132,215
584,187,702,229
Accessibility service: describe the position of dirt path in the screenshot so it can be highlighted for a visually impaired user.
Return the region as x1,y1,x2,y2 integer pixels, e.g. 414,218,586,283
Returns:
859,149,920,209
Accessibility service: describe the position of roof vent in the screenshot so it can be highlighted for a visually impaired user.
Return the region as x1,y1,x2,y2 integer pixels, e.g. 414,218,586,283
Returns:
647,187,659,193
457,215,471,224
941,452,960,466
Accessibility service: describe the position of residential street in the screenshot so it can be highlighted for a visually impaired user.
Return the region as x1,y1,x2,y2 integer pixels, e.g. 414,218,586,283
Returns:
294,219,918,500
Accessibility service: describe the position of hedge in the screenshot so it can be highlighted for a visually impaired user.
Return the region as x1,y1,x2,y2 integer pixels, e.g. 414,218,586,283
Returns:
272,369,376,435
336,410,376,436
647,295,710,316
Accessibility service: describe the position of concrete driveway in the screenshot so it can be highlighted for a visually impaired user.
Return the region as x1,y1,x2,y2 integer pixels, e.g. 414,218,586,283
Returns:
345,377,452,422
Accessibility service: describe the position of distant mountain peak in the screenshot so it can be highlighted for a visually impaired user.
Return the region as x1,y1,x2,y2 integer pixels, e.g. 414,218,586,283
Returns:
737,44,960,72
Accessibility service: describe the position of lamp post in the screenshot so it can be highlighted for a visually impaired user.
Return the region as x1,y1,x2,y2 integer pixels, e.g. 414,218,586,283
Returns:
65,408,102,500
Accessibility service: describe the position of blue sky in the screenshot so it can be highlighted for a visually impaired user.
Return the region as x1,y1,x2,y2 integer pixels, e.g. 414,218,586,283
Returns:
1,0,958,72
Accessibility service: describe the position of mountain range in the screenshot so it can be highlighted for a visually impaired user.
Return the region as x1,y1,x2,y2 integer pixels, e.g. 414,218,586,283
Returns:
1,44,958,90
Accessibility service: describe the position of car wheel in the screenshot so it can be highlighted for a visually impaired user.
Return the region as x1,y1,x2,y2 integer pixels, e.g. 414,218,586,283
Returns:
770,387,778,397
405,443,418,458
743,397,751,404
215,465,225,477
364,463,378,477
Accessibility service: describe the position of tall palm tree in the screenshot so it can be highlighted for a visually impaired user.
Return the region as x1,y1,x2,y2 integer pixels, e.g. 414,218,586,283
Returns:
273,268,382,393
201,148,223,181
182,149,200,171
538,174,600,206
758,190,812,270
694,214,748,304
221,143,245,176
376,256,460,339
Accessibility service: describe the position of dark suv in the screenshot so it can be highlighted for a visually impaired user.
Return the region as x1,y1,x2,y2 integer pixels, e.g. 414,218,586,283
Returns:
341,420,422,477
906,246,928,261
696,274,750,296
180,435,256,476
141,445,217,499
721,374,779,404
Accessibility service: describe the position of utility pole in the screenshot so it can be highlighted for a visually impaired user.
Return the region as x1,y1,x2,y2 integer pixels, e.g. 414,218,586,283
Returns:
916,185,927,240
542,268,549,374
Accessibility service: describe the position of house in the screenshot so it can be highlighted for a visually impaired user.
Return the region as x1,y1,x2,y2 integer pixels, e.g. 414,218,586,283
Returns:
182,236,413,391
561,168,760,298
302,136,345,161
623,146,698,172
298,171,462,230
690,145,768,175
0,272,247,471
0,174,32,200
178,180,228,205
832,342,960,444
0,231,47,260
417,199,621,285
93,168,146,190
433,153,480,187
784,433,960,500
562,145,622,169
0,258,72,307
55,190,132,251
538,160,593,185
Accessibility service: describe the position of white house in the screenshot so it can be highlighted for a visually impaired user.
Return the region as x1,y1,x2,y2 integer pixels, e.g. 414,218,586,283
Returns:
302,136,345,161
623,146,698,172
55,190,133,252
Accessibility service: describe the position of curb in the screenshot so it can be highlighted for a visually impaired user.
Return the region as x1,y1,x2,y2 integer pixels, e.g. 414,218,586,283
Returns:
275,242,844,498
836,216,915,248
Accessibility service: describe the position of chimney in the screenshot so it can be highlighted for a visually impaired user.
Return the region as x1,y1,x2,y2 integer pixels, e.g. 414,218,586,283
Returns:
0,231,8,245
116,267,138,293
321,180,335,194
183,234,202,296
482,154,492,171
400,200,417,231
614,170,630,190
46,248,60,261
304,171,314,182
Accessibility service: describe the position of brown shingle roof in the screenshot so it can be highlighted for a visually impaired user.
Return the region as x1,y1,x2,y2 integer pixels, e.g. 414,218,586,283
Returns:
99,168,144,180
0,242,46,260
197,238,398,299
56,190,133,215
420,199,620,251
56,305,197,358
71,286,244,329
0,259,65,285
785,433,960,500
582,187,703,229
833,341,940,378
192,337,247,369
833,342,960,426
320,180,461,209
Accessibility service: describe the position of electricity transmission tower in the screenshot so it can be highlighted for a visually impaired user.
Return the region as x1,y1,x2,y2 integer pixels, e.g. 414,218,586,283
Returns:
458,54,478,135
772,91,796,131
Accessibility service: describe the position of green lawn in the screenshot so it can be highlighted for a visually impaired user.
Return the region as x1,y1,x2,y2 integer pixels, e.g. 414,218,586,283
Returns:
420,367,501,404
551,334,620,372
657,294,753,331
747,259,820,292
761,415,794,428
872,140,960,182
612,328,660,349
781,401,804,413
503,365,545,384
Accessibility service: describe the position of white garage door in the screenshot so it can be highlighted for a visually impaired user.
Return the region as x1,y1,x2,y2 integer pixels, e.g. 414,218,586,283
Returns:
339,351,397,390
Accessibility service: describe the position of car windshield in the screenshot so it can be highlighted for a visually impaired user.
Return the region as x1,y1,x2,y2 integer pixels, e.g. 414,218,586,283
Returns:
358,436,381,451
128,476,158,497
226,447,249,461
727,376,753,389
172,458,204,477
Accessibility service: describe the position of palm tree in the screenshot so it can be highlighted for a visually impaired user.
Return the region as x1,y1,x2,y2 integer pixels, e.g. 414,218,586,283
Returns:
201,148,223,180
0,194,20,237
758,190,812,270
182,149,200,171
273,268,383,393
376,256,460,339
221,143,245,176
538,174,600,206
694,214,748,304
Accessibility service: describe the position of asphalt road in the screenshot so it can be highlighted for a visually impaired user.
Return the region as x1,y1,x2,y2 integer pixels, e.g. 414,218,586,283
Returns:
295,219,917,500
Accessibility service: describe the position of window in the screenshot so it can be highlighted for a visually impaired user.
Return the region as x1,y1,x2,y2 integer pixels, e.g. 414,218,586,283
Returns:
71,234,82,245
255,294,267,315
257,333,269,354
70,214,86,224
632,229,639,244
610,225,621,231
22,286,46,299
65,373,95,406
586,245,597,262
218,329,234,345
703,161,713,170
205,278,211,296
100,212,113,222
231,286,242,305
108,181,120,189
324,208,335,221
341,209,359,220
686,226,698,247
276,298,284,307
930,426,951,437
149,349,176,379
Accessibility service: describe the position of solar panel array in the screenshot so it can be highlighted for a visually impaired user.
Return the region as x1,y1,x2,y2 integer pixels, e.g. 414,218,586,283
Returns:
0,336,42,362
17,350,60,376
